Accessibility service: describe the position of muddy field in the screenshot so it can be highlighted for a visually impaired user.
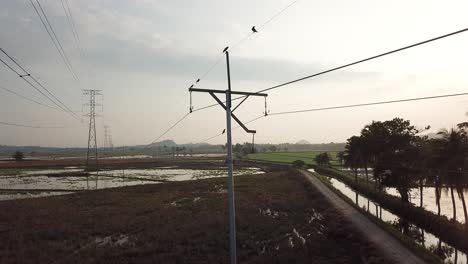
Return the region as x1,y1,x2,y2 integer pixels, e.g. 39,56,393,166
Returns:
0,164,390,264
0,156,226,170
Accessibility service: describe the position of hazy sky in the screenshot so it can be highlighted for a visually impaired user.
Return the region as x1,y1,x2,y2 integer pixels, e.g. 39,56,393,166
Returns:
1,0,468,147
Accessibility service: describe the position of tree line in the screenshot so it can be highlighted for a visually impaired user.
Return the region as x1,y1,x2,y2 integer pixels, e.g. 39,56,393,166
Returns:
337,117,468,227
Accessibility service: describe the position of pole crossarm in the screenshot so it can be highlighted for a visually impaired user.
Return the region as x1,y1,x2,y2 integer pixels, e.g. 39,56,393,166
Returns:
208,92,256,134
188,87,267,134
189,88,268,97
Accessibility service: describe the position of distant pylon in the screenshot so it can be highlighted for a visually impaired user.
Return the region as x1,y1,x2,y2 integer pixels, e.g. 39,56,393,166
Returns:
103,125,114,150
104,125,109,148
83,89,102,171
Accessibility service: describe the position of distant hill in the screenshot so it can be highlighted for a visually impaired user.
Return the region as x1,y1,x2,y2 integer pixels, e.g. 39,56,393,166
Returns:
296,140,311,144
147,139,177,148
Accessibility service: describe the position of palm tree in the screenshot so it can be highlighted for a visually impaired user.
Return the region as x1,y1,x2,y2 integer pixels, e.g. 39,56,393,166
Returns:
437,127,468,222
344,136,363,183
435,172,442,216
457,169,468,228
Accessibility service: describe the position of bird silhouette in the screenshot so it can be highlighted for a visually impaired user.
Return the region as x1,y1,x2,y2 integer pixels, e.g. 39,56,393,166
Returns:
222,129,226,134
222,46,229,53
196,79,200,83
189,84,193,88
251,26,258,33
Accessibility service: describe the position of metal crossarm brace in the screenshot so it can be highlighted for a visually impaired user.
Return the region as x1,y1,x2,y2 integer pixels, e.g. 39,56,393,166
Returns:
208,92,256,134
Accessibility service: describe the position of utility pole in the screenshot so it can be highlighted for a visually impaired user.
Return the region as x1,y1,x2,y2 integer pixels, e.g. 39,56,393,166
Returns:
83,89,102,172
189,48,268,264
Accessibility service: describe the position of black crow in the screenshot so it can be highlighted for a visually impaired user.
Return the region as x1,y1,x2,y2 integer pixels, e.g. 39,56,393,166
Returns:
251,26,258,33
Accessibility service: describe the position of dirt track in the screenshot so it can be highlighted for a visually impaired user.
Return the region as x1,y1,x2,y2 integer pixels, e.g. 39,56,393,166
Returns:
299,169,426,264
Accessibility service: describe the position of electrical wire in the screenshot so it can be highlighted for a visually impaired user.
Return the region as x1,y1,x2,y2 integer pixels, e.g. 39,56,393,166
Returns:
30,0,79,82
256,27,468,94
192,0,299,87
156,15,468,145
0,121,64,128
0,85,59,111
61,0,80,52
196,114,265,144
35,0,77,80
191,26,468,114
0,49,79,118
268,92,468,116
195,91,468,145
147,113,190,145
0,50,81,121
257,0,299,30
169,0,299,139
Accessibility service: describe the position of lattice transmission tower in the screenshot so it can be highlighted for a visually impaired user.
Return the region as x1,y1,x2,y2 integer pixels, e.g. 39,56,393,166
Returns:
103,125,114,150
83,89,102,171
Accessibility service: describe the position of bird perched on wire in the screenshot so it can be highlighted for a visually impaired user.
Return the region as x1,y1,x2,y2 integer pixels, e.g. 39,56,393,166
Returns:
196,79,200,83
222,46,229,53
251,26,258,33
221,129,226,134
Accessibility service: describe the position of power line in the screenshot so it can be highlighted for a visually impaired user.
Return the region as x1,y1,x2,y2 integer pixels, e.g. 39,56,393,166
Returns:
0,49,81,121
168,0,299,134
0,56,61,111
196,115,265,144
162,20,468,146
230,1,300,53
29,0,79,82
188,92,468,152
61,0,79,48
0,48,79,117
257,27,468,94
257,0,299,30
0,121,64,128
268,92,468,116
147,113,190,145
191,26,468,114
0,85,59,111
194,92,468,141
193,0,299,87
35,0,78,81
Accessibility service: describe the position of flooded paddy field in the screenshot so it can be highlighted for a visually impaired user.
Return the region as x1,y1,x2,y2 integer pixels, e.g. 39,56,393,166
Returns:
0,165,263,201
314,169,468,264
0,167,391,264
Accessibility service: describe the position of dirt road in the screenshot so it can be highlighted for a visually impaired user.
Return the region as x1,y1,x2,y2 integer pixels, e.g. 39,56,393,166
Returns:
299,169,426,264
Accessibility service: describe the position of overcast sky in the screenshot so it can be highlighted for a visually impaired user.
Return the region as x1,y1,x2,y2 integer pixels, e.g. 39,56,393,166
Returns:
1,0,468,147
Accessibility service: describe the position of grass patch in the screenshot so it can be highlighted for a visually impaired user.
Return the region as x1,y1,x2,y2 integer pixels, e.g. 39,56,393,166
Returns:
247,151,339,166
0,169,24,176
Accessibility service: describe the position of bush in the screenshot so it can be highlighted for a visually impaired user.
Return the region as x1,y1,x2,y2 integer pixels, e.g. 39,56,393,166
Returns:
314,152,330,166
292,160,305,168
13,151,24,161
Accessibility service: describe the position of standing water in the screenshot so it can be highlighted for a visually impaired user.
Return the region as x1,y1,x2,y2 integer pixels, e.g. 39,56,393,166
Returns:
312,170,468,264
0,167,263,201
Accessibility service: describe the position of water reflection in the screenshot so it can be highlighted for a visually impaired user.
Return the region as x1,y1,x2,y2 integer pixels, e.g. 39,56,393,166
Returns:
386,186,468,224
0,167,263,201
321,174,467,264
